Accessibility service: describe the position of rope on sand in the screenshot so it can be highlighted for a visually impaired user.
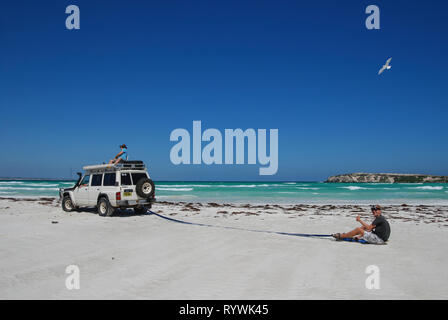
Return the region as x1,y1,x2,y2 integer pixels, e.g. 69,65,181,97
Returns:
148,210,335,240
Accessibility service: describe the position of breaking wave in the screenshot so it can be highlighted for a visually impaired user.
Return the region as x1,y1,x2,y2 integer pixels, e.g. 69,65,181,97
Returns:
412,186,444,190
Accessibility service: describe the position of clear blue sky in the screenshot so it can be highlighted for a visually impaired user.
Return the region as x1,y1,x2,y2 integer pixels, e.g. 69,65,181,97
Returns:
1,0,447,181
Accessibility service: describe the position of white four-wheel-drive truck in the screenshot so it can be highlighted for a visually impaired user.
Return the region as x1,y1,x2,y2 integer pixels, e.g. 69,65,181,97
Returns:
59,161,155,216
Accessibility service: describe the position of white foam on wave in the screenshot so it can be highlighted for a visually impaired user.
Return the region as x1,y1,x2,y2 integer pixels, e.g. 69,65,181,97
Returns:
217,184,257,188
339,186,368,190
157,184,210,188
158,183,304,188
0,181,25,184
157,187,194,192
296,187,320,190
19,183,59,187
411,186,444,190
0,187,60,191
156,195,198,199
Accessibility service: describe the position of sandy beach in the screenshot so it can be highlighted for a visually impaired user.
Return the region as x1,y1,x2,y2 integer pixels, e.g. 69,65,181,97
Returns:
0,197,447,299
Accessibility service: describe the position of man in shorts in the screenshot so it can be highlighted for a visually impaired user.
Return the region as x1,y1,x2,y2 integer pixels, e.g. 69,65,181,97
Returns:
332,205,391,244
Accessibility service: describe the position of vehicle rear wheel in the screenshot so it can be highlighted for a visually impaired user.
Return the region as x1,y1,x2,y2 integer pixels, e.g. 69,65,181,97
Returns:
98,197,115,217
134,206,147,214
135,178,155,198
62,195,74,212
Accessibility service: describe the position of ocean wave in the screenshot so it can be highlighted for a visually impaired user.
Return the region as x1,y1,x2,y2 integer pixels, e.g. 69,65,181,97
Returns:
157,184,270,188
156,195,198,199
0,187,60,191
216,184,257,188
339,186,368,190
18,183,59,187
0,181,25,184
157,183,306,188
411,186,444,190
157,184,210,188
296,187,320,190
157,187,194,191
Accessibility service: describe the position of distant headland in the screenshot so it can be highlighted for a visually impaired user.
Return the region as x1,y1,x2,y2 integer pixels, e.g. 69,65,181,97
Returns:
325,173,448,183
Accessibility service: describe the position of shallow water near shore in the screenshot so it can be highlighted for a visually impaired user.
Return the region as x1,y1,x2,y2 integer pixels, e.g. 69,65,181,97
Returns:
1,180,448,205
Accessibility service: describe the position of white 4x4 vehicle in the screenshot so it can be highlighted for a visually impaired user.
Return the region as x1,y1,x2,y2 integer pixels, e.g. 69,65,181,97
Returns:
59,161,155,216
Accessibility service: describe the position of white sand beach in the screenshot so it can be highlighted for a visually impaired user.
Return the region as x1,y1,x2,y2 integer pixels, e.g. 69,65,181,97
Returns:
0,197,447,299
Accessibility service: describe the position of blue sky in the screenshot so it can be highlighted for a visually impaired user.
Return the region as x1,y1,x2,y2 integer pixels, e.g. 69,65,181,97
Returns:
1,0,447,181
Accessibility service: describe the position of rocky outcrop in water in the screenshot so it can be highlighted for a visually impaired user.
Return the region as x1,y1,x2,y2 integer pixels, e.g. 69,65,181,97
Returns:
325,173,448,183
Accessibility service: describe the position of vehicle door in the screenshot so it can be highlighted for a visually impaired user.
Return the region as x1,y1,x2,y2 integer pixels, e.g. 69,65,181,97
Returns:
89,173,103,206
74,174,90,206
120,172,134,200
102,172,117,203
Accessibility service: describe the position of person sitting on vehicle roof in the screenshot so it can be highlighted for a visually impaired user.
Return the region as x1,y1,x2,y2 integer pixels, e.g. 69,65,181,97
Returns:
109,144,128,165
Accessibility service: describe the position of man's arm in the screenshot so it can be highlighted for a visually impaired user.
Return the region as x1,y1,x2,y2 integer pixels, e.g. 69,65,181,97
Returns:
356,215,375,231
114,151,124,159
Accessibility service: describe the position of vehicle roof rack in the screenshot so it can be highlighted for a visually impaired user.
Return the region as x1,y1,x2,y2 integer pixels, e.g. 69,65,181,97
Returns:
83,161,146,172
116,161,146,170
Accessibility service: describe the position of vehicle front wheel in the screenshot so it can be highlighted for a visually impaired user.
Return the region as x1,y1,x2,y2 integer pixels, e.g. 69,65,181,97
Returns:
98,197,115,217
62,195,74,212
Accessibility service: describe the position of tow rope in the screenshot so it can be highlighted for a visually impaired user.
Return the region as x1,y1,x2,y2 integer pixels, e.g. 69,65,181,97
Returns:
148,211,369,243
147,210,369,242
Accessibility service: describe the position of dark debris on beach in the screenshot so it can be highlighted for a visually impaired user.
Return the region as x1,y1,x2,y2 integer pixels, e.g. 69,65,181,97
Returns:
1,197,448,227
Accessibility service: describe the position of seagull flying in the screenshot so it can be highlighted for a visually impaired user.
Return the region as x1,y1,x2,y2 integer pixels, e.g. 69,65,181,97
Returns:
378,57,392,75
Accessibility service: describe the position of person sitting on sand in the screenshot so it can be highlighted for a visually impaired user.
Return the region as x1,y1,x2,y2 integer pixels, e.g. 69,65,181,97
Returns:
332,204,390,244
109,144,128,165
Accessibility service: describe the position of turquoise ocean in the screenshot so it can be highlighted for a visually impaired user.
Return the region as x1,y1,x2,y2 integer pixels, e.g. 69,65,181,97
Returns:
1,180,448,204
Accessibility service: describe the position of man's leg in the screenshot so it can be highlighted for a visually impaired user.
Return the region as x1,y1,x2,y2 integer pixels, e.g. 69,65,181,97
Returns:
340,227,365,239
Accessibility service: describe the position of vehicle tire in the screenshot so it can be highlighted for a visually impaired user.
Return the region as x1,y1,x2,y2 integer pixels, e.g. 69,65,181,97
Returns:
135,178,155,198
98,197,115,217
62,195,74,212
134,206,147,214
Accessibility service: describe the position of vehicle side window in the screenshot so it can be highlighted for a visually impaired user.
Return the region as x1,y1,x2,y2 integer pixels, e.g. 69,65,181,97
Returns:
103,173,116,186
121,173,132,186
80,175,90,187
131,173,148,185
91,174,102,186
